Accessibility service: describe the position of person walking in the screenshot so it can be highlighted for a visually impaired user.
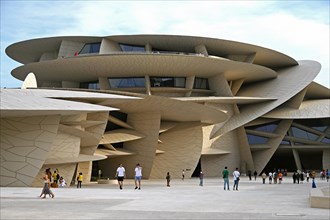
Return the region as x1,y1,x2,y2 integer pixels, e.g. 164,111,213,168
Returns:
39,171,55,198
199,171,204,186
233,168,240,191
248,170,252,181
253,171,258,181
293,172,297,184
182,170,185,181
77,172,83,188
278,172,283,184
261,172,267,184
166,172,171,187
268,171,273,184
222,166,230,190
115,163,126,190
134,163,142,190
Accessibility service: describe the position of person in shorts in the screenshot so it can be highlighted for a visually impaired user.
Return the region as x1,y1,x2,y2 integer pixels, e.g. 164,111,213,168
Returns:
115,163,125,190
134,163,142,190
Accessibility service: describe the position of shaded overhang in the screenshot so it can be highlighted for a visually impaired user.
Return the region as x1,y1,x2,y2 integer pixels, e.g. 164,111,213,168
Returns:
11,53,277,84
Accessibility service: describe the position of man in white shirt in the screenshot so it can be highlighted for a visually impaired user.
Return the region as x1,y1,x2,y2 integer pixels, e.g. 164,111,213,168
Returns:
233,168,240,191
115,163,126,190
134,163,142,190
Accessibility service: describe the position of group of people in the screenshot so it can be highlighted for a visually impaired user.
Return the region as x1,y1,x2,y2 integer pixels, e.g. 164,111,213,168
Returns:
39,168,83,199
40,164,328,198
115,163,143,190
222,167,241,190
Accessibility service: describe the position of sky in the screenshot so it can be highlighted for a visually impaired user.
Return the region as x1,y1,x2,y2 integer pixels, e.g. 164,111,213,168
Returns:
1,0,329,88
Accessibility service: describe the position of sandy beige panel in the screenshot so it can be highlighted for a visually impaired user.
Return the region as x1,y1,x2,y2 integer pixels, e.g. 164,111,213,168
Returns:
236,126,254,173
211,60,321,138
0,115,60,187
201,129,241,177
263,99,330,119
76,161,92,183
323,149,330,170
208,73,233,97
98,112,161,179
80,112,108,181
58,40,85,58
150,122,203,179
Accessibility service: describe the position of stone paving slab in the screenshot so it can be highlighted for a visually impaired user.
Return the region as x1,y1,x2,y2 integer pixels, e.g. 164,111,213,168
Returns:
1,177,329,219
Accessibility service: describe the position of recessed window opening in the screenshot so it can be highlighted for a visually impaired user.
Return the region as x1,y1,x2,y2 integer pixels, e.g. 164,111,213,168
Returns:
247,134,268,144
79,42,101,54
108,77,145,88
150,77,185,88
80,81,100,90
246,121,279,133
119,44,145,52
291,127,319,141
194,77,209,89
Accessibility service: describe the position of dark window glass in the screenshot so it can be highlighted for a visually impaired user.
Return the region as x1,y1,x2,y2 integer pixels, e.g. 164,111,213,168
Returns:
119,44,145,52
105,111,128,131
80,81,100,90
247,134,268,144
280,140,290,145
194,77,209,89
108,77,145,88
150,77,185,88
291,127,319,141
293,142,305,145
79,43,101,54
246,121,279,133
312,126,327,132
112,142,124,148
322,138,330,144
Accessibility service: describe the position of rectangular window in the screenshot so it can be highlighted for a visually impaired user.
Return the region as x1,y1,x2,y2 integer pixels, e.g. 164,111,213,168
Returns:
79,43,101,54
119,44,145,52
194,77,209,89
80,81,100,90
150,77,185,88
108,77,145,88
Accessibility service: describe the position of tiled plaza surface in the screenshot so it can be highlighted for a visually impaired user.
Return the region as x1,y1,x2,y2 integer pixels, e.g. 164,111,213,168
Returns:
1,177,329,220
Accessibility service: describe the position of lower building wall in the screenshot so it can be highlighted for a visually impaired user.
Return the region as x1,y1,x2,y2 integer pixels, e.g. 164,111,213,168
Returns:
150,122,203,179
322,149,330,170
201,129,241,177
0,115,60,187
98,112,161,179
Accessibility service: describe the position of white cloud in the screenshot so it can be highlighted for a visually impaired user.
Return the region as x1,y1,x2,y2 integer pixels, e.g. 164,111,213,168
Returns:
1,1,329,88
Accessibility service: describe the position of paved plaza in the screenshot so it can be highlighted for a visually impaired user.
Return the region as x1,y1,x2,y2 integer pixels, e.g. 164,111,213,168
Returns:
1,177,329,220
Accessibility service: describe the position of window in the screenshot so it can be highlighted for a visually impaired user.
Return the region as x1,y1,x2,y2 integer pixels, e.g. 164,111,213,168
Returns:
321,138,330,144
247,134,268,144
246,122,279,133
280,140,290,145
119,44,145,52
150,77,185,88
194,77,209,89
80,81,99,90
79,43,101,54
312,126,327,132
291,127,319,141
108,77,145,88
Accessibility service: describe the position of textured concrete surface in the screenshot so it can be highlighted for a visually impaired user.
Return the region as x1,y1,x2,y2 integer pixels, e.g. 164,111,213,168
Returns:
1,177,329,219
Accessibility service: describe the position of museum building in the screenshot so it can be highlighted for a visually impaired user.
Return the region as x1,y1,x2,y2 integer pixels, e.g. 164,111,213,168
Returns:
1,34,329,187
